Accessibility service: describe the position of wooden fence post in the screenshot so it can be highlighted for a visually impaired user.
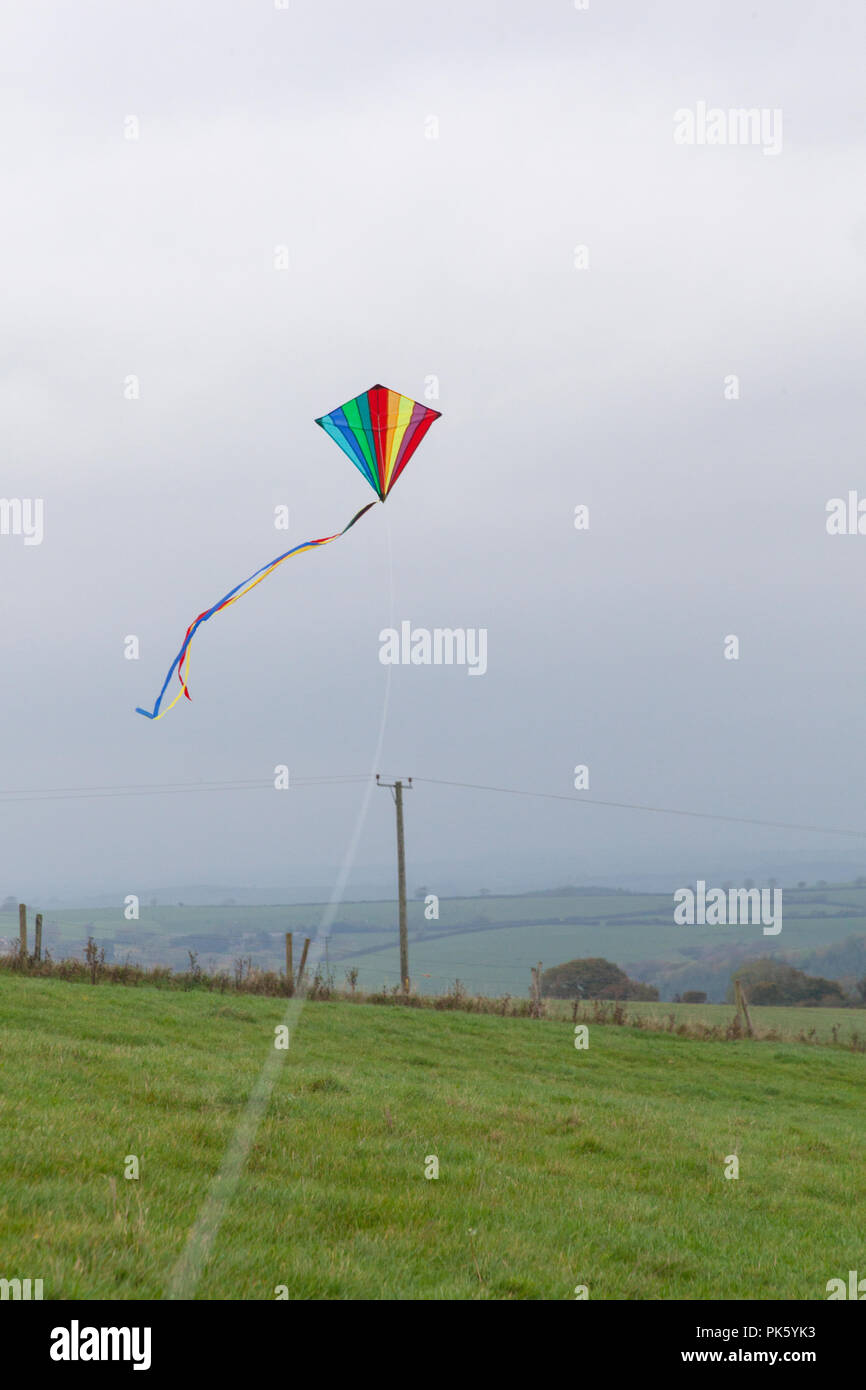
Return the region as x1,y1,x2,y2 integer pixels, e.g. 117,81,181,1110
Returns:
296,936,311,990
285,932,294,996
529,960,544,1018
18,903,27,958
34,914,43,962
735,979,754,1037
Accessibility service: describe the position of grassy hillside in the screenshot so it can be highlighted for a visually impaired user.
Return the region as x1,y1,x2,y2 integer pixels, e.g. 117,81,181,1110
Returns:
0,974,863,1299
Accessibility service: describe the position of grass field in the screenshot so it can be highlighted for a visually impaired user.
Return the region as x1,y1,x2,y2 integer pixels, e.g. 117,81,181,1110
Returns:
583,999,866,1043
1,973,863,1299
337,918,866,999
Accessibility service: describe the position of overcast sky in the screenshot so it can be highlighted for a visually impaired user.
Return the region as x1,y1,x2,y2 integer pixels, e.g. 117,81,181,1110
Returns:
2,1,865,903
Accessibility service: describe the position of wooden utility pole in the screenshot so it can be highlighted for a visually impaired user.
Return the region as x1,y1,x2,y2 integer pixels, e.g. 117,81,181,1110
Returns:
395,782,408,991
376,775,412,991
35,913,43,962
18,903,26,958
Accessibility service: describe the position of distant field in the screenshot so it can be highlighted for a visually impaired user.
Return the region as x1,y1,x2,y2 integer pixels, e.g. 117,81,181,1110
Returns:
4,883,866,1002
550,999,866,1044
332,916,866,999
0,892,666,942
1,973,863,1299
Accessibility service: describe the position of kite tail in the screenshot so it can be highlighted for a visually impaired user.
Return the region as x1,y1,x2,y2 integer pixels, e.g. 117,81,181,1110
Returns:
135,500,378,721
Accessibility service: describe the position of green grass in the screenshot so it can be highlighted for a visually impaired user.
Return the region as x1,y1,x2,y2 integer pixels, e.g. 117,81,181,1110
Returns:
1,974,863,1299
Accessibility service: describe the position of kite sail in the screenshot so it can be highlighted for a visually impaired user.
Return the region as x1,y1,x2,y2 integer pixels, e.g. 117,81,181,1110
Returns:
136,385,441,720
315,382,441,501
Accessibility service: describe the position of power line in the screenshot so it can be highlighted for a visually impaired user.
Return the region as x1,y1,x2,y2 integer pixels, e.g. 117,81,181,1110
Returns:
409,776,866,841
0,775,369,805
1,767,864,842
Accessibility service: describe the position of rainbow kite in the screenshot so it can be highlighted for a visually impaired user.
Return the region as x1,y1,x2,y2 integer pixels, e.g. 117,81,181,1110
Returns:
136,385,441,720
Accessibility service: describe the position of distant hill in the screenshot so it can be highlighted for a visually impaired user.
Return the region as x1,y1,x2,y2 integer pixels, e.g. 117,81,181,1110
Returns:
6,881,866,1002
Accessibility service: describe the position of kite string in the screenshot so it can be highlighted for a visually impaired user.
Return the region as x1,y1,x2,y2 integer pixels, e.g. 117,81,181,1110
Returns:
136,500,378,721
164,508,395,1300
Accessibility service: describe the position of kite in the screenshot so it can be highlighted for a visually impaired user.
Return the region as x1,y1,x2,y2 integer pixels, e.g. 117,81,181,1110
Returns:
135,385,441,720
